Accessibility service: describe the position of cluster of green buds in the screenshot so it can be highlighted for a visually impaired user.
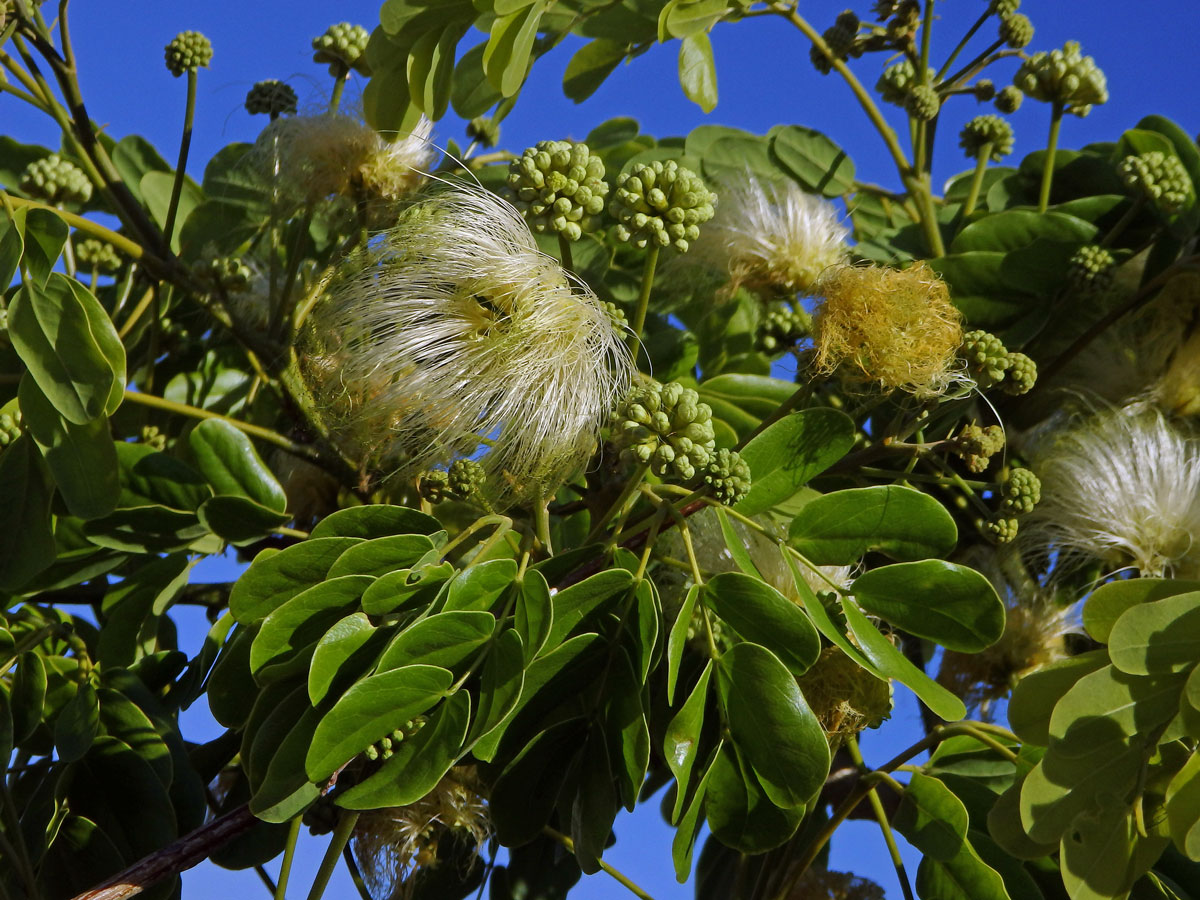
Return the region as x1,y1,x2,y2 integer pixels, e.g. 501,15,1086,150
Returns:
999,466,1041,515
868,0,920,44
998,13,1034,49
418,469,450,504
695,448,751,506
756,303,810,354
973,80,996,102
988,0,1020,15
312,22,370,76
876,59,937,107
994,85,1023,114
612,380,716,481
140,425,168,451
506,141,608,242
811,10,862,75
363,717,428,762
983,514,1019,544
244,79,298,118
905,85,940,121
609,160,716,253
19,154,92,206
959,115,1014,161
74,238,121,274
959,330,1037,394
466,116,501,149
1066,244,1116,296
1013,41,1108,116
602,301,629,331
1118,152,1193,216
954,422,1005,474
418,459,487,504
0,409,23,450
164,31,213,77
193,257,252,294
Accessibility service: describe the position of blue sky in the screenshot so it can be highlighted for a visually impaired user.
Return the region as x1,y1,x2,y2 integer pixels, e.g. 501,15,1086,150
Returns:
8,2,1196,898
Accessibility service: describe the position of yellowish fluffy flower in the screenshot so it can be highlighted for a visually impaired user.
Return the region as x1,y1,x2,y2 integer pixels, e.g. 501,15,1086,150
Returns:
811,262,963,396
305,185,633,500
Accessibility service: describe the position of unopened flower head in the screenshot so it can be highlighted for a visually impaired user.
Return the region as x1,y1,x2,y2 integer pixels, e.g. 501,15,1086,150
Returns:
253,113,435,207
1026,406,1200,578
689,175,849,297
811,261,964,396
306,184,633,501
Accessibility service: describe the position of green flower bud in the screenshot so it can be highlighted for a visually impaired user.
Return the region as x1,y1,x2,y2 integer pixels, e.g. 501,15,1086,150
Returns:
989,0,1020,15
960,329,1010,389
507,140,608,241
612,380,716,482
983,514,1019,544
447,458,486,500
467,116,501,149
74,238,121,273
609,160,715,253
602,301,629,331
756,302,810,354
312,22,370,77
1118,151,1193,215
959,115,1014,161
994,85,1024,114
811,15,859,74
956,422,1005,473
245,79,298,117
1000,466,1041,515
1001,352,1037,395
20,154,92,205
974,79,996,102
140,425,167,451
1066,244,1116,295
419,469,450,504
193,256,252,294
164,31,213,77
998,13,1033,49
905,84,940,120
0,409,23,449
1013,41,1108,114
696,448,751,506
877,60,936,107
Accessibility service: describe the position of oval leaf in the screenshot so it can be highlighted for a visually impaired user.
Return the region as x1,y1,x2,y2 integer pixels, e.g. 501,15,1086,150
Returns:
703,572,820,675
735,409,854,516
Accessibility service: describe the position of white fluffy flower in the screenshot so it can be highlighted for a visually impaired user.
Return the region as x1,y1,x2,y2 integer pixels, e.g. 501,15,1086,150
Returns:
691,175,849,296
306,185,633,500
1026,406,1200,577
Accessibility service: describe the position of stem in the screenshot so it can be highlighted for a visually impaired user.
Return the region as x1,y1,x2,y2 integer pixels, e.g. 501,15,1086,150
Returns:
628,244,660,354
961,145,992,218
542,827,658,900
1038,102,1064,213
305,812,359,900
163,69,198,246
341,845,372,900
273,205,317,342
117,286,156,340
533,491,554,556
558,232,574,272
1099,195,1144,248
0,786,39,899
1,192,146,261
935,10,990,81
274,817,302,900
846,737,916,900
328,67,349,114
585,463,650,544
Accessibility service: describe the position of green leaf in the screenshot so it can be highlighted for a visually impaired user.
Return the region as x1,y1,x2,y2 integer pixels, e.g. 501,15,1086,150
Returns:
1060,801,1167,900
82,504,208,553
482,1,545,97
667,585,701,705
545,568,633,649
360,562,454,616
96,687,172,786
695,375,796,440
605,646,650,812
250,706,322,823
54,681,99,764
1108,591,1200,675
326,533,440,579
249,575,374,675
20,207,69,288
306,664,453,781
0,211,24,289
672,746,715,881
114,442,210,512
571,729,618,874
11,651,46,743
375,610,495,672
111,135,171,206
308,613,379,706
310,504,442,539
445,558,517,612
788,485,958,565
197,495,291,545
1166,751,1200,862
703,572,820,676
407,23,466,120
97,553,191,669
665,660,712,823
338,691,470,809
850,561,1005,653
515,570,553,663
769,125,856,197
0,436,56,591
8,275,118,425
735,409,855,516
950,209,1097,253
699,133,778,189
141,171,204,252
489,719,586,846
467,627,524,752
206,624,258,729
716,642,829,809
563,39,625,103
451,41,505,117
187,418,287,513
1048,664,1186,755
1084,579,1200,644
915,834,1012,900
678,32,717,114
704,742,806,853
894,772,970,861
841,596,966,721
229,537,363,623
1008,651,1110,745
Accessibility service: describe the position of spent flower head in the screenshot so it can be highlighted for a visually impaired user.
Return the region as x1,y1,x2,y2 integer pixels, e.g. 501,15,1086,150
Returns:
244,80,298,118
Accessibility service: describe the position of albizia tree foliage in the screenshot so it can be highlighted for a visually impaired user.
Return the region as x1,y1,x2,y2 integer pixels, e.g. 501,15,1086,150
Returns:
2,2,1200,899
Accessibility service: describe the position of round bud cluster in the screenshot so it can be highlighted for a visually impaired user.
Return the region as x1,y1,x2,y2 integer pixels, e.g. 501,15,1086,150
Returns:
983,514,1019,544
418,469,450,504
959,115,1015,161
811,13,860,75
20,154,92,205
0,409,23,450
74,238,121,273
905,84,940,121
876,60,936,107
312,23,371,76
960,329,1010,389
1000,466,1041,515
609,160,716,253
696,448,751,506
1066,244,1116,295
756,303,809,354
974,79,996,102
363,717,428,762
612,380,716,481
884,0,920,39
140,425,167,451
1013,41,1108,116
1001,351,1037,395
989,0,1020,15
193,257,252,294
994,85,1023,114
955,422,1005,474
602,301,629,331
244,80,298,117
467,116,501,149
447,458,486,501
1118,152,1193,216
998,13,1033,49
506,141,608,242
164,31,213,77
